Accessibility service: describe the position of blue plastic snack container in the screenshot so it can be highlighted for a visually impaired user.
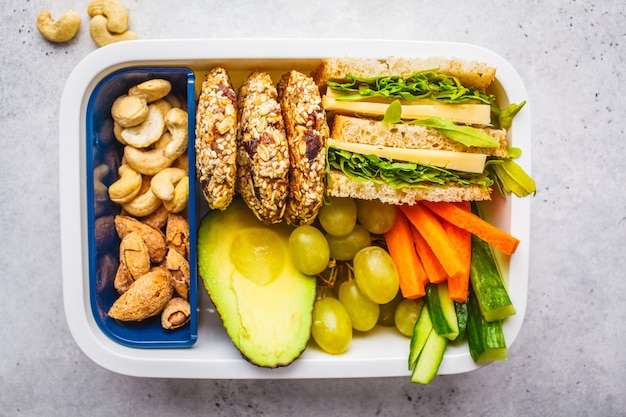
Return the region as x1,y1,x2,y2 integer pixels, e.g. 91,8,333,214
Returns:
85,67,197,348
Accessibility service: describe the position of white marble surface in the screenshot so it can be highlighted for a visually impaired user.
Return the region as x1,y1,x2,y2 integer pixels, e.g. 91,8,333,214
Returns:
1,0,625,415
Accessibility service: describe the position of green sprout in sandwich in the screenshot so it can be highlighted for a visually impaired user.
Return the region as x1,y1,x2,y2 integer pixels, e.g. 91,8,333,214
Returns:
326,70,495,105
382,100,501,149
325,147,494,190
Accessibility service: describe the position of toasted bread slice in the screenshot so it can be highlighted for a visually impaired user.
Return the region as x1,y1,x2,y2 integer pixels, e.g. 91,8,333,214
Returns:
312,56,496,91
331,115,509,158
326,170,491,204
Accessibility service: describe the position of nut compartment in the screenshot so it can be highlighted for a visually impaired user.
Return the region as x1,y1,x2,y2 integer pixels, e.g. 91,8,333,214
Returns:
86,66,197,348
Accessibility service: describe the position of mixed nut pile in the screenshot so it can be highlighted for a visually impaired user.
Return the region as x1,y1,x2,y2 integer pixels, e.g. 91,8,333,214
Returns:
94,78,192,330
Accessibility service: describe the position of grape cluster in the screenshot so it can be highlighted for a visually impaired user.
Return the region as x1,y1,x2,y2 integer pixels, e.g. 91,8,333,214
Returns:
287,197,422,354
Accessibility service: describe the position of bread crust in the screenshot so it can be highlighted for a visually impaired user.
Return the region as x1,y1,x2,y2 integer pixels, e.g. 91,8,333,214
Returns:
326,170,491,204
312,56,496,91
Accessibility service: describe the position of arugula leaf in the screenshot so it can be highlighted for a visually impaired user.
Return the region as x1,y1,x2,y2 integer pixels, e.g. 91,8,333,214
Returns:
382,100,402,124
409,118,500,148
507,146,522,158
486,158,536,197
499,101,526,129
326,146,493,190
327,70,495,105
381,101,500,148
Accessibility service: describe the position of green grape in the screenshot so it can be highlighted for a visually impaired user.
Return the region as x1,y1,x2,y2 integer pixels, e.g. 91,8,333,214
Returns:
318,197,357,237
355,199,398,235
378,289,403,327
326,225,371,261
394,298,424,337
353,246,400,304
338,279,380,332
311,297,352,354
288,225,330,275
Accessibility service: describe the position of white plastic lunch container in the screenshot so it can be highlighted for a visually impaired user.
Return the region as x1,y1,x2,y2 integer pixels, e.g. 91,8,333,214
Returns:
59,39,531,378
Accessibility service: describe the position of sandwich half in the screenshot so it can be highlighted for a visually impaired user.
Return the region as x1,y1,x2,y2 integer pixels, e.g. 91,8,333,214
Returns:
313,56,520,204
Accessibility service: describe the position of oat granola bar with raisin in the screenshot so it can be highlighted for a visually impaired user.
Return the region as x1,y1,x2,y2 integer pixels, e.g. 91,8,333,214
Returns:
236,71,290,224
195,67,238,210
277,70,329,226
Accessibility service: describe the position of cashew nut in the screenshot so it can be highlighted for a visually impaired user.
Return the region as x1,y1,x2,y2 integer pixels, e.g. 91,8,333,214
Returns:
37,9,81,43
89,14,137,47
124,120,188,176
163,176,189,213
93,164,110,217
120,105,165,148
152,99,173,123
164,94,183,109
124,132,172,175
164,107,189,158
111,95,148,128
129,79,172,103
113,121,126,144
108,164,142,203
121,176,162,217
87,0,129,33
150,167,186,202
172,153,188,171
141,205,170,230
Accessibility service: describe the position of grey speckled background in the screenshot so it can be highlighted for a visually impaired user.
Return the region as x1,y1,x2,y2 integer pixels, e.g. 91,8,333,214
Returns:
1,1,625,416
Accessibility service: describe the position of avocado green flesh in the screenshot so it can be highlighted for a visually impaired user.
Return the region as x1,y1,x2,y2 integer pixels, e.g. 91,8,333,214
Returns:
197,199,317,368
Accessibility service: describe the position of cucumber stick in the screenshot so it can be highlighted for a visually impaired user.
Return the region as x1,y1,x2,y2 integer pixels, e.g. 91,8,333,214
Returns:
466,287,508,363
425,283,459,340
408,304,448,384
410,326,448,384
408,305,433,369
453,300,468,343
469,234,516,322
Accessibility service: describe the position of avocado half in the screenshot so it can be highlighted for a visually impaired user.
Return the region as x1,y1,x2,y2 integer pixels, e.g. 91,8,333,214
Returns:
197,198,317,368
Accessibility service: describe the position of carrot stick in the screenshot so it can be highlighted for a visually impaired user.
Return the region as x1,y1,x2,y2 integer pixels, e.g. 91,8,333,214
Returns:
384,207,426,299
442,218,471,302
410,225,447,284
400,203,465,282
421,201,520,255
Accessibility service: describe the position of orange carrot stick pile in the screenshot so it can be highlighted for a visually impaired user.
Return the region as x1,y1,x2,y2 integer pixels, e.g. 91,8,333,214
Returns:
421,201,520,255
384,207,426,299
400,204,465,283
382,200,518,304
442,218,471,302
410,226,447,284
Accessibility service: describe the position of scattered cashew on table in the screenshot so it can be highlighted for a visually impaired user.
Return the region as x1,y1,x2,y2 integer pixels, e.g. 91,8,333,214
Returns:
36,0,137,47
36,9,81,43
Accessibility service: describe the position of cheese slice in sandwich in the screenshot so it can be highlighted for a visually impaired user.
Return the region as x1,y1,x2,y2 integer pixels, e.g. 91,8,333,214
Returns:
322,88,492,126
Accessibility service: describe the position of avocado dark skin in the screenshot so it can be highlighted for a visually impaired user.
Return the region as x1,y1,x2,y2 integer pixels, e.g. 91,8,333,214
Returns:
197,198,316,368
